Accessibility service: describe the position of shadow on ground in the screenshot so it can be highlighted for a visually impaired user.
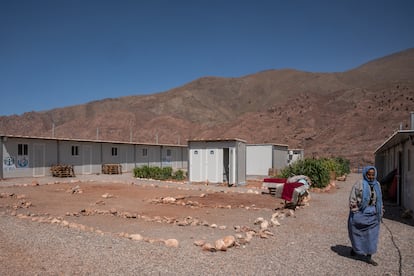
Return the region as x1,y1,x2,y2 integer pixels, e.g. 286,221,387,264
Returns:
330,245,370,264
383,201,414,227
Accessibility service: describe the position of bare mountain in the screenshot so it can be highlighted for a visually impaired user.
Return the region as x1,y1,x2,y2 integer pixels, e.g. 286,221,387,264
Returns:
1,48,414,167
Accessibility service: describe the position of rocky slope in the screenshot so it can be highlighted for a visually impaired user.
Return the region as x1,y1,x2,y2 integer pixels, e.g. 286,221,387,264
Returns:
1,48,413,167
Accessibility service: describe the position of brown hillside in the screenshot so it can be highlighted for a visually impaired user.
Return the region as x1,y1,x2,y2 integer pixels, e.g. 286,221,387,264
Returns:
1,48,414,168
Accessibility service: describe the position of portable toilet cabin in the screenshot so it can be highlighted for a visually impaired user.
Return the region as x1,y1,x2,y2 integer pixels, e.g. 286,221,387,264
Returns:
188,138,246,186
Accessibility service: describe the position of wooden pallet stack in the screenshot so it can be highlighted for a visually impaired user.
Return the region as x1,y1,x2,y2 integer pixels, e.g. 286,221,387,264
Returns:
51,164,75,177
102,164,122,175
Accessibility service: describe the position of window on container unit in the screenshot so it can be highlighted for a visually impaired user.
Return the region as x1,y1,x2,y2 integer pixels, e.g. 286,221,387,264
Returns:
18,144,28,155
167,149,172,157
142,148,148,156
71,145,79,156
112,147,118,156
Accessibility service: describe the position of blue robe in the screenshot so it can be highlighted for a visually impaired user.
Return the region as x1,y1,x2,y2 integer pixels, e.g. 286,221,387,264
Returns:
348,166,382,255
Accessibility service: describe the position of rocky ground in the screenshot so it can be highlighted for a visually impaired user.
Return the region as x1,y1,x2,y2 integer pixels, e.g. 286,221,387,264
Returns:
0,173,413,275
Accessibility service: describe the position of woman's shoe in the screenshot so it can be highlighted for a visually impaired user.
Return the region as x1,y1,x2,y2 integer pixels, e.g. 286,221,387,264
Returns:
350,249,356,256
367,255,378,266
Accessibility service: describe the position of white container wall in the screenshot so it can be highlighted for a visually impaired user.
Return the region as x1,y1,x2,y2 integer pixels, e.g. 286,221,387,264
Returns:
1,135,188,179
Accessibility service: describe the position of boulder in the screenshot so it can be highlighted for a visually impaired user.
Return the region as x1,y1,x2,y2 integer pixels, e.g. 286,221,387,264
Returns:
214,239,227,251
223,235,235,248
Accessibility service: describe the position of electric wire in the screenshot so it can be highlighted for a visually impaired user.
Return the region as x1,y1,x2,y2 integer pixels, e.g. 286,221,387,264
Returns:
383,220,403,276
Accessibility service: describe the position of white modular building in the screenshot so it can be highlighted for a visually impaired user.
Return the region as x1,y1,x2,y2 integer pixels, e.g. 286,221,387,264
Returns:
188,139,246,186
0,135,187,179
287,149,305,165
246,144,289,176
375,112,414,213
375,129,414,213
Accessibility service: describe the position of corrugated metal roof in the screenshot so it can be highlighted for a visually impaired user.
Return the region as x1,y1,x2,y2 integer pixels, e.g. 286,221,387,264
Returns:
187,138,247,143
246,143,289,147
374,130,414,153
0,134,187,148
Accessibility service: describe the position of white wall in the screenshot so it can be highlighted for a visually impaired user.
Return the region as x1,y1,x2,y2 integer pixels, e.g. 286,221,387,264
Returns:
1,136,188,179
246,145,272,176
2,138,58,178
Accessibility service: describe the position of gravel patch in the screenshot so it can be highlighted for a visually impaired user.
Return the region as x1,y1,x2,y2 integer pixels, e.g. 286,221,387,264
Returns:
1,173,413,275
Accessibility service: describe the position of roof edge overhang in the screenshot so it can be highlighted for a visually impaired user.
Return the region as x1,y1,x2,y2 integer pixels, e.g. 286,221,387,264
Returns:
374,130,414,154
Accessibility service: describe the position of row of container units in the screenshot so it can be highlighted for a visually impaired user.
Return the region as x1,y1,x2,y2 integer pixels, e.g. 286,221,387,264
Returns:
0,135,188,179
374,129,414,213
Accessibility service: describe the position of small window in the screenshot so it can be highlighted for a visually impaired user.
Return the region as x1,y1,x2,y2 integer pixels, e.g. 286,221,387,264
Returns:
194,150,198,155
71,145,79,156
210,150,214,155
167,149,172,157
142,148,148,156
18,144,28,155
111,147,118,156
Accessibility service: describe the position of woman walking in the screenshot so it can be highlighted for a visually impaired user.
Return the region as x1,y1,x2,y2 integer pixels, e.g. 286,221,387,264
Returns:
348,165,383,266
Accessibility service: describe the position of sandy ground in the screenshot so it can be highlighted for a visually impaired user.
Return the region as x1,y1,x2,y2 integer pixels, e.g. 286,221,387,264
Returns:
0,175,288,246
1,174,413,275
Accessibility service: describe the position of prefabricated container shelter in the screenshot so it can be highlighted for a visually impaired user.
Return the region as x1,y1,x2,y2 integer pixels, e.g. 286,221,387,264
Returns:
246,144,289,176
287,149,305,165
188,139,246,186
0,135,188,179
374,129,414,212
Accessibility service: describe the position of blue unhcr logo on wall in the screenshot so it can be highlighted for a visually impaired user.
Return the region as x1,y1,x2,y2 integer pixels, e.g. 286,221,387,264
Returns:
17,156,29,168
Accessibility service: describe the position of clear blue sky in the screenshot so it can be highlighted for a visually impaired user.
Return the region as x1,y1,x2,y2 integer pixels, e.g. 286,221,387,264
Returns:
1,0,413,116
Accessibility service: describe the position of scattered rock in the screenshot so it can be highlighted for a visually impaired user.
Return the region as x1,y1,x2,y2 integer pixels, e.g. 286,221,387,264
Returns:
260,220,269,230
202,243,216,252
129,234,143,241
336,175,347,181
286,209,295,217
222,235,236,248
214,239,227,251
271,216,281,226
194,240,206,246
245,231,255,242
51,218,61,224
162,197,176,204
164,239,179,248
254,217,264,225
